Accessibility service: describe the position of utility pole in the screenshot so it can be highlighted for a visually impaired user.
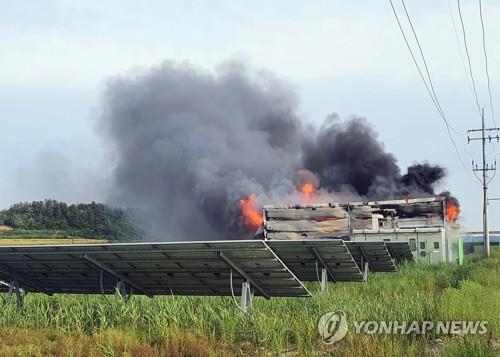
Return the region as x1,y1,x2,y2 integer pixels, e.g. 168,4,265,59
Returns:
468,108,499,257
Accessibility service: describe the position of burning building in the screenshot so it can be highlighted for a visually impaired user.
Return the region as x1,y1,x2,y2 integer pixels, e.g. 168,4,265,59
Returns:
100,60,461,251
262,196,462,264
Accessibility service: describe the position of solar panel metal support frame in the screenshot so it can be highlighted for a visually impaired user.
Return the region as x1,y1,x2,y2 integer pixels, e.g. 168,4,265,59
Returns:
1,280,25,307
81,254,154,298
10,281,24,307
217,251,271,300
115,280,132,302
240,281,253,312
358,246,369,282
311,247,335,291
0,266,52,296
320,267,328,292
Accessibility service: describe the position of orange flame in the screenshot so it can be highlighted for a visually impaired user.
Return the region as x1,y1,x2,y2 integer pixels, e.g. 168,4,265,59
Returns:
239,194,263,229
300,182,315,202
446,202,460,222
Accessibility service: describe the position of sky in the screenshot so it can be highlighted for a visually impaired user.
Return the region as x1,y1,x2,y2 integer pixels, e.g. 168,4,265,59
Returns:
1,0,500,230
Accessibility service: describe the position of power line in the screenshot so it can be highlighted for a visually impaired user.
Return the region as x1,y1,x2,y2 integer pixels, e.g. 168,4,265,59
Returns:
449,0,485,176
479,0,496,126
457,0,482,117
463,142,484,185
389,0,477,184
389,1,459,134
400,0,454,132
448,0,475,99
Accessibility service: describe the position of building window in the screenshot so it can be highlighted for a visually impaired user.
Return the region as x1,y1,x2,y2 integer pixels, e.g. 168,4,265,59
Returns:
420,251,426,257
409,238,417,251
433,242,440,251
420,242,426,250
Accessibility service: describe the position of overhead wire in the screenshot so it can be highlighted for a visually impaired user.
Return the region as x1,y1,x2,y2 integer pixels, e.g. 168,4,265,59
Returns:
389,0,478,184
485,142,498,186
455,0,498,184
479,0,496,127
390,0,461,135
486,141,496,158
400,0,461,135
479,0,499,183
488,150,500,185
457,0,482,117
448,0,475,98
449,0,492,173
463,142,484,185
487,167,497,185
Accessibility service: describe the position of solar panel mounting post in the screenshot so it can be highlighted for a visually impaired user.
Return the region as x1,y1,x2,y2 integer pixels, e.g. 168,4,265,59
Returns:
320,268,328,292
358,247,369,282
240,281,253,312
7,281,23,307
217,251,271,300
0,266,52,296
311,247,336,291
81,254,153,298
116,280,132,302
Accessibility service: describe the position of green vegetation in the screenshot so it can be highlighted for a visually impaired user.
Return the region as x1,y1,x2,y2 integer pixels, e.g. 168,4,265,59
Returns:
0,238,106,246
0,251,498,356
0,200,139,242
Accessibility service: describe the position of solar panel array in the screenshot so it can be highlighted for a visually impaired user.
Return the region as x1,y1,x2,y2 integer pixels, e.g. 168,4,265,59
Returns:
385,242,415,263
0,241,310,298
344,241,396,273
267,240,365,282
0,239,413,303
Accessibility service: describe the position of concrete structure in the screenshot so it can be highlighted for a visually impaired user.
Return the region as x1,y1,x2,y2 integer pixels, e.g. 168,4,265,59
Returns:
263,196,462,264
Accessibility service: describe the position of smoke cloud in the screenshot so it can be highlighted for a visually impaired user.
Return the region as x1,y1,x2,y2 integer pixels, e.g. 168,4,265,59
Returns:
100,61,447,240
302,115,401,196
302,117,447,199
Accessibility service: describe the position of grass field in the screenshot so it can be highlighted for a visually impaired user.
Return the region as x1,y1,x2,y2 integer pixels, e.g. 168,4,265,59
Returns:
0,229,106,240
0,251,497,356
0,238,106,245
0,228,107,245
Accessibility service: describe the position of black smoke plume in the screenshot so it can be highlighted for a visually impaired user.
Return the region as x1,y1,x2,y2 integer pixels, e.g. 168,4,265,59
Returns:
302,115,401,196
100,61,447,240
401,163,446,195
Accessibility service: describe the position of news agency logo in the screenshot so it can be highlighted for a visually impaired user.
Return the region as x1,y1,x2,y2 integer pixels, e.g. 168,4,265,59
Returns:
318,311,489,344
353,320,489,335
317,311,348,344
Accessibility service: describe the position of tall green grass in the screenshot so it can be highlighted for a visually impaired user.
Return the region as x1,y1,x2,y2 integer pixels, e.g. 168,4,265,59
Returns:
0,251,498,356
0,229,93,240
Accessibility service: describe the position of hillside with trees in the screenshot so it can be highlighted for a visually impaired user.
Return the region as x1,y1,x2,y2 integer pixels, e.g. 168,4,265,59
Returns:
0,200,139,241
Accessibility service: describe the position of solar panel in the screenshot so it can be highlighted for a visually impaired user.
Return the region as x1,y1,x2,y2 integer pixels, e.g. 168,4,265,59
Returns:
344,241,396,273
266,240,365,285
385,241,415,263
0,241,311,300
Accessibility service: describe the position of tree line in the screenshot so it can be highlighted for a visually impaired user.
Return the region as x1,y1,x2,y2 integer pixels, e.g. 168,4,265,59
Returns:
0,200,139,241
